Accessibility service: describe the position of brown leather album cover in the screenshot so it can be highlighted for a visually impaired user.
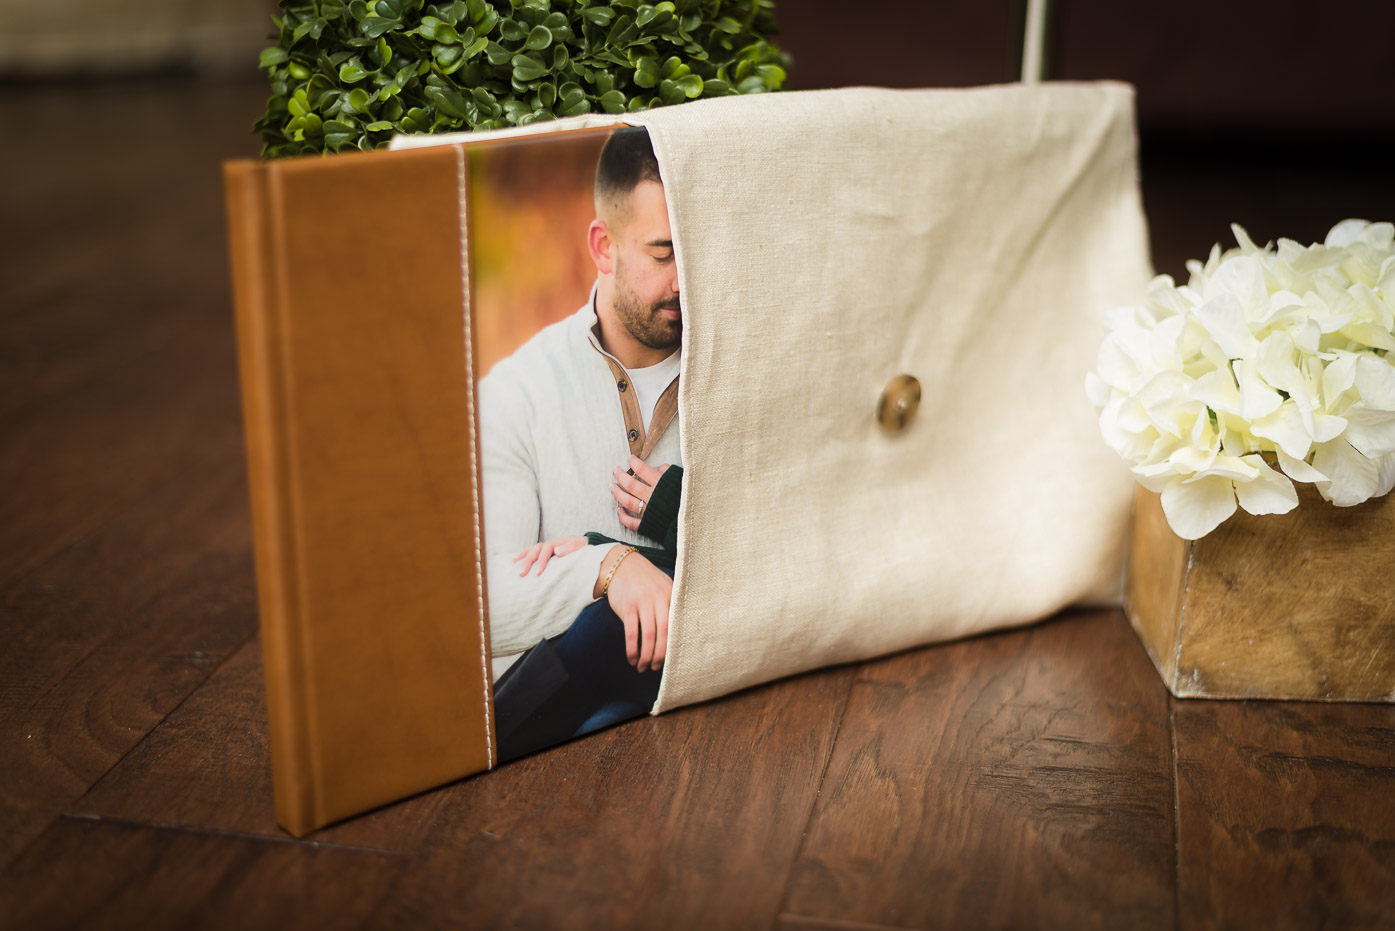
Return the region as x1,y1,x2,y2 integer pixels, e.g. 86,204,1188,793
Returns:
225,144,499,837
225,125,649,836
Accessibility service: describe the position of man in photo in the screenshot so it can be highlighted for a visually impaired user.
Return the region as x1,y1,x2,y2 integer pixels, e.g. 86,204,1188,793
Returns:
478,127,685,760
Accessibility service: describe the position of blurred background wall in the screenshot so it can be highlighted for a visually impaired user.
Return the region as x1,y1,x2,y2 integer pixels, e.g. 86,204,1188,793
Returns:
778,0,1393,138
0,0,277,78
2,0,1388,142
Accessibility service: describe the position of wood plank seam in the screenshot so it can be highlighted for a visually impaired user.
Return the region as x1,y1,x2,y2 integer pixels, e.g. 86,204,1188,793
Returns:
14,633,263,869
0,447,257,871
2,585,256,872
773,666,859,924
1169,701,1182,931
31,609,253,734
55,812,406,857
41,627,259,804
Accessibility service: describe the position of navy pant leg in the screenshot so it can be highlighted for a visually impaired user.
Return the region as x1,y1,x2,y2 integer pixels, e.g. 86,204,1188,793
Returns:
549,577,668,710
495,568,671,761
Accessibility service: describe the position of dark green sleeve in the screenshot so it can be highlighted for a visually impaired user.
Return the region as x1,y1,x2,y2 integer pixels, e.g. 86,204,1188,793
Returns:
637,465,682,544
584,533,673,569
585,466,683,570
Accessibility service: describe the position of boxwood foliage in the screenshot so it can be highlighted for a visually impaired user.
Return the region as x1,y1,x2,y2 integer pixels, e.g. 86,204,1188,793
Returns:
255,0,790,158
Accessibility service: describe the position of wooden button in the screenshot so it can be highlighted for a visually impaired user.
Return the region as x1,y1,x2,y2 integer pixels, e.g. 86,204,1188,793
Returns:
877,375,921,432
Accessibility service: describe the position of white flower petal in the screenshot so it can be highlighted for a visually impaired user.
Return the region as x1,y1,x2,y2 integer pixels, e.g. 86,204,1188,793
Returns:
1132,461,1175,481
1321,353,1359,409
1142,433,1189,469
1191,454,1260,482
1342,251,1386,289
1194,369,1241,416
1255,331,1303,397
1206,254,1268,316
1317,275,1361,316
1098,396,1150,458
1231,223,1264,255
1290,242,1342,280
1355,355,1395,410
1342,406,1395,458
1271,257,1314,296
1276,448,1328,483
1095,330,1145,390
1377,453,1395,499
1340,322,1395,352
1115,397,1153,436
1234,456,1299,516
1353,221,1394,250
1135,371,1198,438
1291,381,1319,439
1312,438,1381,506
1351,283,1394,331
1326,219,1371,249
1250,402,1313,460
1298,290,1352,334
1379,256,1395,303
1192,326,1233,374
1186,245,1223,289
1161,474,1237,540
1259,289,1305,328
1292,319,1323,354
1364,223,1394,250
1311,412,1349,444
1143,278,1194,317
1170,445,1218,474
1133,471,1172,494
1144,316,1190,377
1196,292,1255,358
1234,359,1283,420
1189,406,1219,448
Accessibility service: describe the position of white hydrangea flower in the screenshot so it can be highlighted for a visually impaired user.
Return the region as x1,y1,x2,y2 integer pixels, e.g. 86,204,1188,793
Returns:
1087,220,1395,539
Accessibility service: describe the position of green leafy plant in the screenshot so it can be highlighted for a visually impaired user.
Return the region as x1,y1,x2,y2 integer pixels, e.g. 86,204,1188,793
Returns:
255,0,790,158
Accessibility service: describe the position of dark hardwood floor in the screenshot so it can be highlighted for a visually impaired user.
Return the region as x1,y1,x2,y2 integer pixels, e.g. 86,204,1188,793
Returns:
2,79,1393,931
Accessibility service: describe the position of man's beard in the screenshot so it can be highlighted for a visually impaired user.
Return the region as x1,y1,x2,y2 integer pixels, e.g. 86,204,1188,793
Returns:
612,262,681,351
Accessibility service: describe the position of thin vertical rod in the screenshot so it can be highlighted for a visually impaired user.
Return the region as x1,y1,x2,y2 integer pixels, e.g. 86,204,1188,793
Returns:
1021,0,1049,84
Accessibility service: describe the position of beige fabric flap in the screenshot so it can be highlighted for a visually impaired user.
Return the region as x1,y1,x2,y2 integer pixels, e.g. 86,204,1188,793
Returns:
627,84,1150,711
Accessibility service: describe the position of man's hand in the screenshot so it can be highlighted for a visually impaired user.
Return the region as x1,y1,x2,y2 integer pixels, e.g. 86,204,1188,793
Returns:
513,535,588,576
610,455,671,532
593,544,672,672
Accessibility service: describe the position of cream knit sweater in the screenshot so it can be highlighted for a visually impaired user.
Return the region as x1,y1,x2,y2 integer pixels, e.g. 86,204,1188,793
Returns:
478,299,683,680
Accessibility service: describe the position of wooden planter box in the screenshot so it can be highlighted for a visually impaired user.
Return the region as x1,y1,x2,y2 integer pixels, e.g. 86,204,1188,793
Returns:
1126,482,1395,702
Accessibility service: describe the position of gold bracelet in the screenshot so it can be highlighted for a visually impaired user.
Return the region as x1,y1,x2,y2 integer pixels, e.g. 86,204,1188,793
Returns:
600,546,637,599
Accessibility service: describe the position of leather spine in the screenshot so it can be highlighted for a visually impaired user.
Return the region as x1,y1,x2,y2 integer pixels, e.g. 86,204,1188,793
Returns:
222,161,319,836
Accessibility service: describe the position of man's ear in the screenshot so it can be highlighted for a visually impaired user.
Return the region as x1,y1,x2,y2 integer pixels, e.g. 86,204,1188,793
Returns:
587,219,615,275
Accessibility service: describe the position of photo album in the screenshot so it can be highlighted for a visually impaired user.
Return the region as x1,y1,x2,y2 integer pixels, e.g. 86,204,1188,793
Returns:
224,83,1151,835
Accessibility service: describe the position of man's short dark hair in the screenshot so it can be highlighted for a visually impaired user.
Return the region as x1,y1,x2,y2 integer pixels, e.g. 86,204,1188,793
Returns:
595,127,662,209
